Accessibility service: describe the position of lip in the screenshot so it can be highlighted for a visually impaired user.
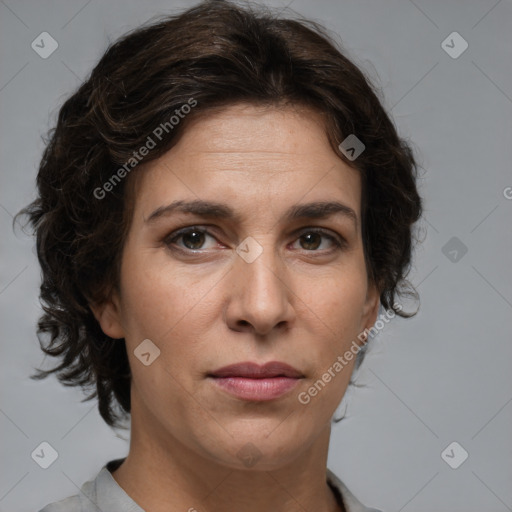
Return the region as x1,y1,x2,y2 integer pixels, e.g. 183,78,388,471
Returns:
208,361,304,401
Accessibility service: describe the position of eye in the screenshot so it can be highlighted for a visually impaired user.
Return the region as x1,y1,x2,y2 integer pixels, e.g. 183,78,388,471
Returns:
163,226,346,253
291,228,345,252
164,226,219,251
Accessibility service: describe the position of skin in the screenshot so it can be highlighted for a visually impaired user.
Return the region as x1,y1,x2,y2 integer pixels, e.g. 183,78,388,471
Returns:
91,103,380,512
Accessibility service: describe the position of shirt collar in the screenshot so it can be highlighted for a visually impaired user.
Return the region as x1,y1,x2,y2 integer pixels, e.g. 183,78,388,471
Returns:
86,458,381,512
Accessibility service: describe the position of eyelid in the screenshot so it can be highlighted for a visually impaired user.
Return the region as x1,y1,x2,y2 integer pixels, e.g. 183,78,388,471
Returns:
293,226,345,247
164,225,220,251
164,224,347,251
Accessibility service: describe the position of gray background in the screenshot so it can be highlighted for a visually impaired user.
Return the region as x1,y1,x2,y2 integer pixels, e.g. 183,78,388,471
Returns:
1,0,511,511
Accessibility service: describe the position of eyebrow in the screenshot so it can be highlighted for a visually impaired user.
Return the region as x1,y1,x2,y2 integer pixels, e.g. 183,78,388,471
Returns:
145,199,358,228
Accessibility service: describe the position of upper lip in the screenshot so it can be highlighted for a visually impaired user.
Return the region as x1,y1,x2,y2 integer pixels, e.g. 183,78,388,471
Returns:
209,361,304,379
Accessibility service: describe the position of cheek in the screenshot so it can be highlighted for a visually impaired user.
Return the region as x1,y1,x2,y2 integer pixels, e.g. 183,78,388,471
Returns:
303,272,368,381
119,250,210,339
118,253,219,395
306,267,368,328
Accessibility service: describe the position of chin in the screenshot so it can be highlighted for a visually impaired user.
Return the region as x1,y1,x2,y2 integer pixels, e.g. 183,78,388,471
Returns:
198,432,307,471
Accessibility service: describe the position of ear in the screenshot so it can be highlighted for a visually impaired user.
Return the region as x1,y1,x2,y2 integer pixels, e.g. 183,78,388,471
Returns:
361,281,380,333
89,292,125,340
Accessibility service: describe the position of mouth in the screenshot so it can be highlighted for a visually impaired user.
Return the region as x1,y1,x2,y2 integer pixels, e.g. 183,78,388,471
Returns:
208,361,304,401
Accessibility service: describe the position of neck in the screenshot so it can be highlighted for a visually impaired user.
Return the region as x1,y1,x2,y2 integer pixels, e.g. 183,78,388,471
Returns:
111,393,344,512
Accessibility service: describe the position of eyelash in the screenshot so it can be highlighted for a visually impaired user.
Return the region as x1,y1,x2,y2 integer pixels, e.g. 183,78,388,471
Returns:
163,225,346,254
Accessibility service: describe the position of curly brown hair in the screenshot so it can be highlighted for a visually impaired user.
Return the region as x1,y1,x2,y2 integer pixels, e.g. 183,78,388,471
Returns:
15,0,423,429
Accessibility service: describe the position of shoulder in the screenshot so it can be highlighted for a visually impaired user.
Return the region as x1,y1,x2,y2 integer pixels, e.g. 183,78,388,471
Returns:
36,472,98,512
36,458,131,512
37,494,82,512
327,468,382,512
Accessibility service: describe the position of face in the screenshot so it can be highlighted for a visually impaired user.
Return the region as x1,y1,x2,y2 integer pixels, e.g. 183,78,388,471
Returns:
93,103,380,471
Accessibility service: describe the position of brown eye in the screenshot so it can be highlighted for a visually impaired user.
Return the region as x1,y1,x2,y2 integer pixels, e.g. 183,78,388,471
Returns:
299,232,322,250
293,229,344,252
181,229,206,250
165,227,217,251
164,226,345,254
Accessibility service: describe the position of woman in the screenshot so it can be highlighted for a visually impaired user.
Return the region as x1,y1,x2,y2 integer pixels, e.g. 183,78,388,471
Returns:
18,1,422,511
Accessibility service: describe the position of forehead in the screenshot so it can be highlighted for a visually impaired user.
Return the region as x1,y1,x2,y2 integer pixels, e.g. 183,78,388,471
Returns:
129,103,362,223
168,103,335,161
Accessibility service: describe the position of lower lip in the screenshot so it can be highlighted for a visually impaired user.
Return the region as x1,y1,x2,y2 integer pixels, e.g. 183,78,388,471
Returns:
210,376,301,401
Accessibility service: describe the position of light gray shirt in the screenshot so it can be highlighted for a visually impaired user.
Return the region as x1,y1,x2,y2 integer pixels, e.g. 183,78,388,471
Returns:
38,458,382,512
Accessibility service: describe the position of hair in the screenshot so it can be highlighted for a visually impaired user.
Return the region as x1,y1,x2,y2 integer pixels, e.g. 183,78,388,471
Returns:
15,0,423,429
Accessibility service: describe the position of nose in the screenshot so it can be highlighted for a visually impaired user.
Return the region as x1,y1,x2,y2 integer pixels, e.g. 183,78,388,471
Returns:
224,240,295,337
